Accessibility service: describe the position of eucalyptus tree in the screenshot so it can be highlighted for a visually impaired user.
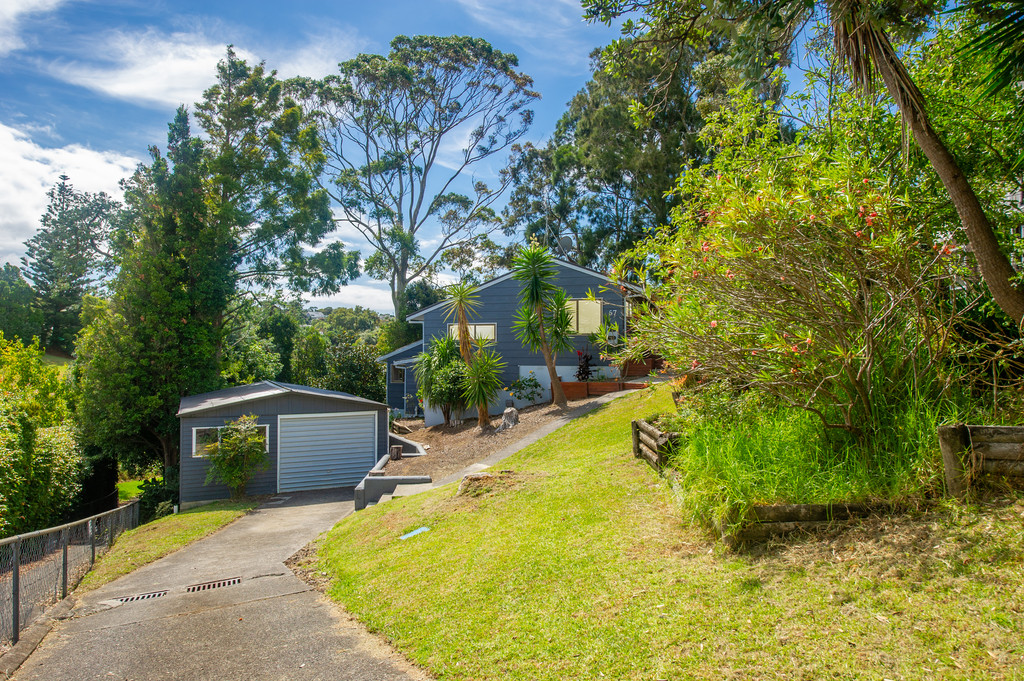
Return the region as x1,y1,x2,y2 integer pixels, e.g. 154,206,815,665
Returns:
504,41,717,270
583,0,1024,328
297,35,539,321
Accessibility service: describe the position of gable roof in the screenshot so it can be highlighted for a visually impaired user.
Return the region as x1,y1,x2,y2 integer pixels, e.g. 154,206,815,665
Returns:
406,258,636,322
177,380,385,417
376,339,424,363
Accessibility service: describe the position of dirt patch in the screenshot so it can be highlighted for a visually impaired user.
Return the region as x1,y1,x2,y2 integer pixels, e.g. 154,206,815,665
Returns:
286,541,331,592
386,397,604,481
455,470,538,498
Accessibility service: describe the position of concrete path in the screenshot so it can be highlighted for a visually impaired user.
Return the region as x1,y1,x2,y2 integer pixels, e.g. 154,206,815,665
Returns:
13,489,427,681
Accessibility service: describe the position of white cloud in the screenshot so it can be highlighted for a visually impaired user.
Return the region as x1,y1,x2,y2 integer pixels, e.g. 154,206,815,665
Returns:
451,0,597,71
0,0,66,56
46,29,252,109
0,122,139,266
272,27,368,79
307,281,395,314
44,25,366,109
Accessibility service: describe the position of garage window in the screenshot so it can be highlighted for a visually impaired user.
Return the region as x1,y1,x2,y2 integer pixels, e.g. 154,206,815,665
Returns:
192,424,269,457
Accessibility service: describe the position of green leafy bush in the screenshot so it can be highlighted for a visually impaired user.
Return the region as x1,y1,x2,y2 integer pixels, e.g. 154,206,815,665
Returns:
203,415,270,499
508,373,543,403
139,467,179,523
0,336,83,537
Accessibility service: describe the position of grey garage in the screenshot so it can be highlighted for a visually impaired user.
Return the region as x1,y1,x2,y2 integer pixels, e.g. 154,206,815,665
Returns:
177,381,388,507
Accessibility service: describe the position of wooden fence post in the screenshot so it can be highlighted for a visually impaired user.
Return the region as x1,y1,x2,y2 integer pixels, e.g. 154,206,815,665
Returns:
938,424,972,500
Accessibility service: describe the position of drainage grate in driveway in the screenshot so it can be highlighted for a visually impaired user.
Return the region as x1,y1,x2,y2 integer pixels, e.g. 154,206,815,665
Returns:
116,590,168,603
185,577,242,593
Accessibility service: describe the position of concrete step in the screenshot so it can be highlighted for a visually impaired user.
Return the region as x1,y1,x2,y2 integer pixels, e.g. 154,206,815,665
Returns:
391,483,434,498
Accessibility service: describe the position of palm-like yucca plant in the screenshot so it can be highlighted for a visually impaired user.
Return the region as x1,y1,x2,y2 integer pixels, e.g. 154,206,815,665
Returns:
442,281,481,364
462,340,508,431
511,244,573,408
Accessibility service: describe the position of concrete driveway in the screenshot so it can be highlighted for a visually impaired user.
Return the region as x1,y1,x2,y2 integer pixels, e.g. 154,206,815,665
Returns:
13,489,428,681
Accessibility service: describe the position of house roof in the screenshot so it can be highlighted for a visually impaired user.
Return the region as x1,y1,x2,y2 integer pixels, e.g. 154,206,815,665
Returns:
177,380,385,417
375,339,424,363
406,258,639,322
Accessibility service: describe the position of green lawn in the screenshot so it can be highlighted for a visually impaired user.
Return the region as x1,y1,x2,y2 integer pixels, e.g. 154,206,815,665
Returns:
116,479,147,501
315,385,1024,680
78,499,259,590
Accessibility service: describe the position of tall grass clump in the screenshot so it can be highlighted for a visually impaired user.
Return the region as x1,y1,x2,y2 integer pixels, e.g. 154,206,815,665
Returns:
658,384,952,531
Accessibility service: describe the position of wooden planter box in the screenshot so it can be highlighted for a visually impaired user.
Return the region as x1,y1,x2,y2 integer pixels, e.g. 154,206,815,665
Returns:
563,381,650,398
560,381,588,400
587,381,621,395
938,424,1024,499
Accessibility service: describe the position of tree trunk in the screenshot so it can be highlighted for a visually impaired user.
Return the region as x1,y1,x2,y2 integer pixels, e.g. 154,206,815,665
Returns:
477,403,491,431
872,38,1024,328
540,339,568,408
391,263,410,323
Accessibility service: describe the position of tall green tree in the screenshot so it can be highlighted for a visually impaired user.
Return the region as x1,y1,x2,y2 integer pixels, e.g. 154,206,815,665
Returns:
77,110,230,470
0,265,42,344
196,47,360,300
291,327,385,402
584,0,1024,328
298,35,539,321
77,49,362,470
505,41,718,270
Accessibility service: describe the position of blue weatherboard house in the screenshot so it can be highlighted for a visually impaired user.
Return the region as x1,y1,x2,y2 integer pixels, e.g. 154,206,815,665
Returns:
379,259,637,426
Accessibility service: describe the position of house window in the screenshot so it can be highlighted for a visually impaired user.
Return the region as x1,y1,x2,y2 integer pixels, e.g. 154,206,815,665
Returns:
391,365,406,383
447,323,496,341
566,299,602,334
192,424,270,457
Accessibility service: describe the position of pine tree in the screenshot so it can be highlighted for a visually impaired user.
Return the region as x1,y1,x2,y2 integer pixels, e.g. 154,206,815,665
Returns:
21,176,91,353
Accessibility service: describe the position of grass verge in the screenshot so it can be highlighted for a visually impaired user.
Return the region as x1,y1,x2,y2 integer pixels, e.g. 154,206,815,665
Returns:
316,384,1024,680
78,499,258,590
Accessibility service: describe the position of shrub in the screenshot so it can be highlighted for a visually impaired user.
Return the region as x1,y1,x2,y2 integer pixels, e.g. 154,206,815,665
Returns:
138,467,179,523
508,373,543,403
204,415,270,499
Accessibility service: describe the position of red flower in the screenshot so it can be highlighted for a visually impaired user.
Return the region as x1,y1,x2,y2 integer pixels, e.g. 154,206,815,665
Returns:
710,320,718,328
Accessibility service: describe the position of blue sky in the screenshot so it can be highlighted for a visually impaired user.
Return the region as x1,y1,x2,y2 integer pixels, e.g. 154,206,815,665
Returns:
0,0,621,312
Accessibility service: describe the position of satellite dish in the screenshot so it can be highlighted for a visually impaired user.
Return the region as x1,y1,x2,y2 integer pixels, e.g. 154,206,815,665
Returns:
557,235,576,257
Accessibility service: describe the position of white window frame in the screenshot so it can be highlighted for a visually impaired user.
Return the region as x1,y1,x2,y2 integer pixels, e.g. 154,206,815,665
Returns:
191,423,270,458
390,365,406,383
565,299,603,335
447,323,497,341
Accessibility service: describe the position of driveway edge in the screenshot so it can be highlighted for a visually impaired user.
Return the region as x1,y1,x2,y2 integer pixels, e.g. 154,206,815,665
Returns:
0,594,76,679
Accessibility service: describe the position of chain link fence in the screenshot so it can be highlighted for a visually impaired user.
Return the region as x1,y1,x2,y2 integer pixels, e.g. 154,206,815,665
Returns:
0,500,139,646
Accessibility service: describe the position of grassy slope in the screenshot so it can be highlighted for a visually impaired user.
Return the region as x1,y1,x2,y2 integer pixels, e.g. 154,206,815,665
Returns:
319,386,1024,680
79,499,258,590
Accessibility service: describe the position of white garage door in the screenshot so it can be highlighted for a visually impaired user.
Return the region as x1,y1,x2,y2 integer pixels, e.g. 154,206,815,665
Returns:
278,412,378,492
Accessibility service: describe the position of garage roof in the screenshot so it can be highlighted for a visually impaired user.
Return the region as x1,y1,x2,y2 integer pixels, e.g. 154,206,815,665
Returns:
177,381,386,416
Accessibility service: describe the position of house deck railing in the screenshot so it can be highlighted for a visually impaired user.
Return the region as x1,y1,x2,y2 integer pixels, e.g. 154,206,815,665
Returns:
0,499,139,646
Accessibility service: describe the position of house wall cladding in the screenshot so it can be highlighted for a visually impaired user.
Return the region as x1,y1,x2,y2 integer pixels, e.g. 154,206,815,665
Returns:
179,393,387,503
417,264,627,386
383,343,421,411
